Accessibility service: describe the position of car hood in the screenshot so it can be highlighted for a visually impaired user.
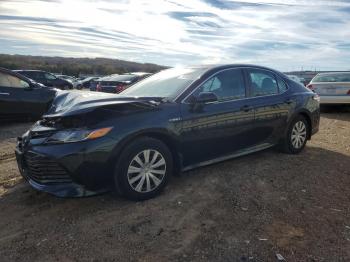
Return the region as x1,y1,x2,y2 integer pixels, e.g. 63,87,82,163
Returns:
44,91,162,117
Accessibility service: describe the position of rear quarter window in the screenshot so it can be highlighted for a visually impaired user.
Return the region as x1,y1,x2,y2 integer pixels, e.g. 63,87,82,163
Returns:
248,69,278,97
277,76,288,93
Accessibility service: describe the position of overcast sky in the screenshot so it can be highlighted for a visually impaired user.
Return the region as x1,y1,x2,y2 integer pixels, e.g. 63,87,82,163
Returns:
0,0,349,71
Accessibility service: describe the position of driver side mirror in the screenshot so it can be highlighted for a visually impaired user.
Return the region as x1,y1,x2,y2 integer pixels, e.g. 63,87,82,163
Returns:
194,92,218,104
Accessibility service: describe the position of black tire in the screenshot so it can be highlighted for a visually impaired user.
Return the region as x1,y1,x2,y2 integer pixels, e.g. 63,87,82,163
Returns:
114,137,173,201
280,115,310,154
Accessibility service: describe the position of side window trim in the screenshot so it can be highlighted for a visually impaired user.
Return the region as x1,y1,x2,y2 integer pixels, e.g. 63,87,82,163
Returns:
242,68,252,98
273,74,280,93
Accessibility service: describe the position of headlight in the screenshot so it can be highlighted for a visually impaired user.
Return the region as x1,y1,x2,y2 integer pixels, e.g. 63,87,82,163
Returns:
45,127,112,144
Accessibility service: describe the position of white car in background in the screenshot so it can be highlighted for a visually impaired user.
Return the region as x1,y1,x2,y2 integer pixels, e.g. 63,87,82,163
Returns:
307,72,350,104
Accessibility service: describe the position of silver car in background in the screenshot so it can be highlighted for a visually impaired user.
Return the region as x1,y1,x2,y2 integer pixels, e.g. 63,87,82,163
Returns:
307,72,350,104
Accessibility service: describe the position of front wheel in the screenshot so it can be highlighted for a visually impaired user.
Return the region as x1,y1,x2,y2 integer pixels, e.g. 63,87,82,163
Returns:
281,115,309,154
114,137,173,201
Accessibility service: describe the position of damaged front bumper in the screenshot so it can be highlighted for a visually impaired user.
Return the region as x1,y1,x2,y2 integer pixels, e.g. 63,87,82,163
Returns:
15,131,118,197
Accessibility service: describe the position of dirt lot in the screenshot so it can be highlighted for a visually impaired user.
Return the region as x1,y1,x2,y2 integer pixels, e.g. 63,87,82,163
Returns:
0,107,349,262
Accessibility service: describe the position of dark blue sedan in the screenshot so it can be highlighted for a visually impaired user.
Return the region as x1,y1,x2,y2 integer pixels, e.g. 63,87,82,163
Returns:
16,64,320,200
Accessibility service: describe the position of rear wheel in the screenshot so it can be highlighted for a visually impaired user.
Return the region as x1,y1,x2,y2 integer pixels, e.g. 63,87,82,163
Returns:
114,137,173,201
281,115,309,154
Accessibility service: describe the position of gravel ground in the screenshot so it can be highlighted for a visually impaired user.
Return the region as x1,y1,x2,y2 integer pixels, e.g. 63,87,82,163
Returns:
0,106,349,262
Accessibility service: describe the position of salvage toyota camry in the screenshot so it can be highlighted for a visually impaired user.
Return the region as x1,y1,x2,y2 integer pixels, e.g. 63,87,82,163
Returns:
15,64,320,200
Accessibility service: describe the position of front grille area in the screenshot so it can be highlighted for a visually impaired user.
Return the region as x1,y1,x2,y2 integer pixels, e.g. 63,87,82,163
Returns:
30,130,54,139
24,152,72,184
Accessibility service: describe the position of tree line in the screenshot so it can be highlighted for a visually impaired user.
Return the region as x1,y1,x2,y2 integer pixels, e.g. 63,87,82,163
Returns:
0,54,168,77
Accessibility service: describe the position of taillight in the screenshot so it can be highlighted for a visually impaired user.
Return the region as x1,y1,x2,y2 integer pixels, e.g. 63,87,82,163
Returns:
115,84,125,93
96,83,101,91
347,90,350,95
312,94,320,102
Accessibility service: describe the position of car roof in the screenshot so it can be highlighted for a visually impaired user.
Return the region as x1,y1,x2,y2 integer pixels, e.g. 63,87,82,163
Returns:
207,64,282,72
179,64,285,79
167,64,283,73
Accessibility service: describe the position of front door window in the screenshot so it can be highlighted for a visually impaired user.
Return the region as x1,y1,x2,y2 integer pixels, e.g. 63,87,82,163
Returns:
193,68,246,101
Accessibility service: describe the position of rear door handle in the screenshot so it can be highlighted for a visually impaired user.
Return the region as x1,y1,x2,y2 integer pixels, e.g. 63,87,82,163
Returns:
240,105,253,112
284,99,293,104
0,92,10,95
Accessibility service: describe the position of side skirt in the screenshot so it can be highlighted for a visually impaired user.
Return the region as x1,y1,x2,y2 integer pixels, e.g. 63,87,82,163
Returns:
181,143,274,172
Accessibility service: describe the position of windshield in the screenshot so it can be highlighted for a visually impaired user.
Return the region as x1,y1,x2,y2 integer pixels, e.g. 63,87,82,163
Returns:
313,73,350,82
120,67,207,98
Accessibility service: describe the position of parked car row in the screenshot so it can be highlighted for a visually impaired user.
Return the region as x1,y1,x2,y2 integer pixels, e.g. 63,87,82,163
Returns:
52,75,100,90
54,74,82,89
79,76,100,89
14,70,74,90
90,72,152,93
11,69,152,94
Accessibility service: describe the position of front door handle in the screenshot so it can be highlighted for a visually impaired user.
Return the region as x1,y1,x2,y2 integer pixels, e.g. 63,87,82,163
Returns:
0,92,10,95
284,99,293,104
240,105,253,112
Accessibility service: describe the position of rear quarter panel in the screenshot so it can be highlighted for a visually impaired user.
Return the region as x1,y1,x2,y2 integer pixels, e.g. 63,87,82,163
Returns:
285,79,320,136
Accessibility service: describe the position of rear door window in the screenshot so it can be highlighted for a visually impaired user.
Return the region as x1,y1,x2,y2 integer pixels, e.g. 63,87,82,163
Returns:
247,69,278,97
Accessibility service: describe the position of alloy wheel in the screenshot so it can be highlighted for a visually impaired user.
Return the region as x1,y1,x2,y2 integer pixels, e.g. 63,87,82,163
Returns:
127,149,166,193
291,121,307,149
